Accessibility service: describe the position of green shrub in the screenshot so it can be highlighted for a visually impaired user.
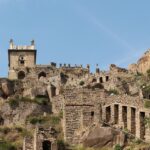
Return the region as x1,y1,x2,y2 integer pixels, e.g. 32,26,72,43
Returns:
144,117,150,128
21,129,32,138
0,127,11,134
142,85,150,94
79,81,85,86
8,99,19,109
50,116,60,125
59,111,63,119
21,96,49,105
114,144,122,150
57,140,66,150
144,100,150,108
15,127,23,132
29,116,45,125
0,142,17,150
34,96,49,105
147,69,150,78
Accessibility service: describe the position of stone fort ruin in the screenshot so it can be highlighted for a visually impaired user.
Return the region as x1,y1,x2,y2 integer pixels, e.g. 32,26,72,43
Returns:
1,40,150,149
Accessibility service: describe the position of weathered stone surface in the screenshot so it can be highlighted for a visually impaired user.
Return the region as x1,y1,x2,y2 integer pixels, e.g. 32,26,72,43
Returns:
83,126,125,148
0,101,51,126
1,80,14,98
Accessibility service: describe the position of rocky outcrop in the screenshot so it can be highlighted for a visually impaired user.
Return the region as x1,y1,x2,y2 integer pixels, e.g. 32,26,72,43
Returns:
82,126,126,148
0,101,51,126
0,79,15,98
129,49,150,74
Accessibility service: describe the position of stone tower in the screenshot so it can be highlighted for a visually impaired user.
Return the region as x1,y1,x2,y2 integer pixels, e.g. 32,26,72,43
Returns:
8,39,37,80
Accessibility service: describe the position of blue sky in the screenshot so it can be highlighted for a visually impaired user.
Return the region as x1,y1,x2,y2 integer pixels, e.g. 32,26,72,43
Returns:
0,0,150,77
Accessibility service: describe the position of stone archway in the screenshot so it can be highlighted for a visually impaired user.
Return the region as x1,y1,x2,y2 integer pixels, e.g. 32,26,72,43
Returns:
18,71,25,80
42,140,51,150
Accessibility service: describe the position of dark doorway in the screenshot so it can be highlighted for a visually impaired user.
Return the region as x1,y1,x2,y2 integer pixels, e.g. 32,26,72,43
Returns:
122,106,127,128
42,140,51,150
18,71,25,80
140,112,145,140
131,107,136,135
114,104,119,124
106,76,109,82
106,106,111,123
100,77,103,83
38,72,46,79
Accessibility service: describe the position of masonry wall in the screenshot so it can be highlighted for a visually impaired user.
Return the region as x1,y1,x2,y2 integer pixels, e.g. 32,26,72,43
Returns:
9,51,36,69
63,87,150,145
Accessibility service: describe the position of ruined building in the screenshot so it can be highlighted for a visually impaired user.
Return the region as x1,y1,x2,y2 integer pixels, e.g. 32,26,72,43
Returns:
1,40,150,149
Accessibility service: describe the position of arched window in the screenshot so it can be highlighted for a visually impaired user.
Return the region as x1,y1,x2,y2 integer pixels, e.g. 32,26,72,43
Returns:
19,55,25,65
38,72,46,79
42,140,51,150
18,71,25,80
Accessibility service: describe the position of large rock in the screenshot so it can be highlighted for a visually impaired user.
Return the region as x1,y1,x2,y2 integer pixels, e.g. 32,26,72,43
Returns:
83,126,126,148
0,79,14,98
129,49,150,74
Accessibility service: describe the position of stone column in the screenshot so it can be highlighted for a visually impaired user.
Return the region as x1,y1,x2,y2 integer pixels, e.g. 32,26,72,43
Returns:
111,104,115,124
144,112,150,142
118,104,123,128
23,138,26,150
127,107,131,132
136,111,140,139
102,106,106,122
33,127,37,150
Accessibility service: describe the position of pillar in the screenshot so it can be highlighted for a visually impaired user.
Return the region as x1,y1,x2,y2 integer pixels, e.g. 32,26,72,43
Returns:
118,105,124,128
145,112,150,142
136,111,140,139
127,107,131,132
111,105,115,124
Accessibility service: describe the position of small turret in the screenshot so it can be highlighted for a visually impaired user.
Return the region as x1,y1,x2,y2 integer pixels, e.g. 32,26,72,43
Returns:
9,39,14,49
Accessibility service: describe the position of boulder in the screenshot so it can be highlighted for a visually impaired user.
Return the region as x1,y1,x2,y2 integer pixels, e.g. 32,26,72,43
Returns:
83,126,126,148
1,80,14,98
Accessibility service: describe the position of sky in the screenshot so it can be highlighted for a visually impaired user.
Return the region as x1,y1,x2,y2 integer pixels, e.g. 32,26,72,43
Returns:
0,0,150,77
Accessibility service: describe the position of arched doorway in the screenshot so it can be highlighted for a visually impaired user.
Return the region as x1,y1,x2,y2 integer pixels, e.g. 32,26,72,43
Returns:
38,72,46,79
18,71,25,80
42,140,51,150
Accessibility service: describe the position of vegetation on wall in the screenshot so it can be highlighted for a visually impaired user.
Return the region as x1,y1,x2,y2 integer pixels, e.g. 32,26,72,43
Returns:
114,144,122,150
147,69,150,78
79,81,85,86
0,126,32,150
8,96,50,110
8,98,19,109
144,100,150,108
